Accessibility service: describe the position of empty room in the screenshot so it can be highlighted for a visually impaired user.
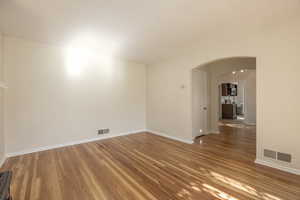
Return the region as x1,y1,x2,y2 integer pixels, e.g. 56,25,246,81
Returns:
0,1,300,200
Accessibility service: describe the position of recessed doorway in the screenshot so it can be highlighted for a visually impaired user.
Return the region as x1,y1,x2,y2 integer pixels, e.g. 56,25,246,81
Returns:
191,57,256,140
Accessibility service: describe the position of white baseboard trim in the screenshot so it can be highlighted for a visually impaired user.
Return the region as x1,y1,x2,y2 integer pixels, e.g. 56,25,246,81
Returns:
6,129,146,158
146,130,193,144
255,159,300,175
0,156,6,168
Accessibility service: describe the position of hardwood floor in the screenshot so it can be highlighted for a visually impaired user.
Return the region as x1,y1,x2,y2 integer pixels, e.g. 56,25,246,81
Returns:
1,124,300,200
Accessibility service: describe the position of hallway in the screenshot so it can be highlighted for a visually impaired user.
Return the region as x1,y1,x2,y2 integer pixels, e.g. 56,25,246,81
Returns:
195,121,256,163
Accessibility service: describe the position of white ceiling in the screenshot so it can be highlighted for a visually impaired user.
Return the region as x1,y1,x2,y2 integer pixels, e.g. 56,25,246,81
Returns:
0,0,299,64
219,69,255,83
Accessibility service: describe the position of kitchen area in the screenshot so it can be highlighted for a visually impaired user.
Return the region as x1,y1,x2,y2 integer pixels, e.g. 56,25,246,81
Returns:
219,83,244,120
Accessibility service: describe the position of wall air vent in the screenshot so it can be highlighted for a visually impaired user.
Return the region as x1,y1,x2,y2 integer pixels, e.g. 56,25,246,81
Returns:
277,152,292,163
263,149,292,163
98,129,110,135
264,149,276,159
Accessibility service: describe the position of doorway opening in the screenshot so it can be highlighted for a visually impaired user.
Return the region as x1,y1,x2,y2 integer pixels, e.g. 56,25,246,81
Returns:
219,68,256,125
191,57,257,140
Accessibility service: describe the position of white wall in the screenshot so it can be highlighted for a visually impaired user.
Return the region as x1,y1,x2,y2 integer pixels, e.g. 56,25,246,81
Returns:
244,71,256,124
4,37,147,154
0,33,5,165
236,80,245,108
147,17,300,171
146,61,191,140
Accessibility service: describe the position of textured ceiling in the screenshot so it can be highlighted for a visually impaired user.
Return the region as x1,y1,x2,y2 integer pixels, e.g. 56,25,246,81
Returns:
0,0,299,63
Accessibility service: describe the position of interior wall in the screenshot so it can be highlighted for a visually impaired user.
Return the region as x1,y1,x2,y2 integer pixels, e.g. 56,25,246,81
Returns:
0,33,5,165
146,61,191,141
244,70,256,124
4,37,147,154
236,80,245,109
147,17,300,171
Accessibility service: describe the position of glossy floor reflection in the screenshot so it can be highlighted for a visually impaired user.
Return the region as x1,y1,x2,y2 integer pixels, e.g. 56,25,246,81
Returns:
1,125,300,200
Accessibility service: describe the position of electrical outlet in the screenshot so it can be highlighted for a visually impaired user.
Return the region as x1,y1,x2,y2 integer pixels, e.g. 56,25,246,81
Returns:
98,129,110,135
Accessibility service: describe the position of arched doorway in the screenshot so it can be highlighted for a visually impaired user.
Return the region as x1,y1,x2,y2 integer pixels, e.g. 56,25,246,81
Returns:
191,57,257,140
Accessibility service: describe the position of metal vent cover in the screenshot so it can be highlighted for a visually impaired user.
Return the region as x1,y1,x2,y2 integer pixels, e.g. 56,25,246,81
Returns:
98,129,110,135
264,149,276,159
277,152,292,163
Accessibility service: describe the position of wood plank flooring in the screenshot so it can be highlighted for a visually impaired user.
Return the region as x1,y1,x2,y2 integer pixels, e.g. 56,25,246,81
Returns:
1,123,300,200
